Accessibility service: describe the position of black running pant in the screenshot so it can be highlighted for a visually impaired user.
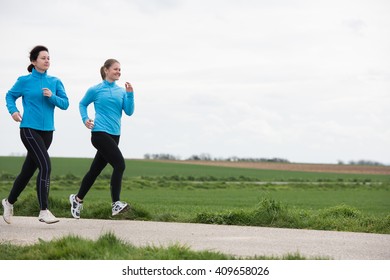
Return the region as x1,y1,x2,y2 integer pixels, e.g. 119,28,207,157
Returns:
77,132,125,202
8,128,53,210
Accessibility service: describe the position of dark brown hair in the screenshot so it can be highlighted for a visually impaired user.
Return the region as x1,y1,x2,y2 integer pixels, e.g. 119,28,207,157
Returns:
27,45,49,72
100,59,120,80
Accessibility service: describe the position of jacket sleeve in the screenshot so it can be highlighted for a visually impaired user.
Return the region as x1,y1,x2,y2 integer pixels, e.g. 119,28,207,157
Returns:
123,91,134,116
48,79,69,110
5,77,23,115
79,87,95,124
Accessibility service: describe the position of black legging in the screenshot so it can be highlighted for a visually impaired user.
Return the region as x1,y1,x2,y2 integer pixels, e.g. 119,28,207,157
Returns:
77,132,125,202
8,128,53,210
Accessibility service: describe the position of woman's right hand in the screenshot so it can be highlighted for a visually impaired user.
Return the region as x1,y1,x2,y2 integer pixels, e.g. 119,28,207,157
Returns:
85,119,94,129
12,112,23,122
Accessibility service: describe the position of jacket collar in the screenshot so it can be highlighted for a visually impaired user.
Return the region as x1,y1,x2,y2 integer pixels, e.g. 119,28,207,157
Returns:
31,68,47,78
103,80,116,87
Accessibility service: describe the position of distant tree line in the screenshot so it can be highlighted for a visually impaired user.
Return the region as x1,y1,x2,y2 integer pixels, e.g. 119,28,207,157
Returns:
143,153,179,160
143,153,290,163
143,154,387,166
337,160,385,166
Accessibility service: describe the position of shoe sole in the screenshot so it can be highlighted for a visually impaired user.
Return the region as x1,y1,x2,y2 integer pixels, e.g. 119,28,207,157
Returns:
112,204,129,216
39,218,60,224
3,216,11,224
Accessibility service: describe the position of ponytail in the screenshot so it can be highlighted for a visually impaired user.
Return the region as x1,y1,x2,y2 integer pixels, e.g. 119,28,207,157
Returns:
27,64,34,72
100,66,106,80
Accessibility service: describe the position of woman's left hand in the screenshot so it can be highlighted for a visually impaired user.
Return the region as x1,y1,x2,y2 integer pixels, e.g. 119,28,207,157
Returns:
42,88,52,98
125,82,133,92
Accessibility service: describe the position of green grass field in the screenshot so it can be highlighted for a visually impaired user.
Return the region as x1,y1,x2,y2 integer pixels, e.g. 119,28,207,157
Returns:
1,156,389,181
1,156,389,260
1,156,389,234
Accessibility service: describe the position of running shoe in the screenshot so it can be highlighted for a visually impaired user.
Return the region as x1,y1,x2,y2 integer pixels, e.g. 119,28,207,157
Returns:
2,198,13,224
38,209,59,224
112,201,129,216
69,194,83,219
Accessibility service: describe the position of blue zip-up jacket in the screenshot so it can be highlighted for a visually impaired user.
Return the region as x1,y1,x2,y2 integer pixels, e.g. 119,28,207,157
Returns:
79,80,134,136
5,68,69,131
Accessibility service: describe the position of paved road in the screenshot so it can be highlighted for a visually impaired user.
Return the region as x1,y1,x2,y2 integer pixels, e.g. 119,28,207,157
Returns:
1,216,389,259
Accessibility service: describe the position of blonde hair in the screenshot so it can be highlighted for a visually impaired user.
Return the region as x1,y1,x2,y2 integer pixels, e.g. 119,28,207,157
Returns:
100,58,120,80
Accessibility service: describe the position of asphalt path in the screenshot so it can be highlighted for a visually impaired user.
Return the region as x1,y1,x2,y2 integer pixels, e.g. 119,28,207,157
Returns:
1,216,389,259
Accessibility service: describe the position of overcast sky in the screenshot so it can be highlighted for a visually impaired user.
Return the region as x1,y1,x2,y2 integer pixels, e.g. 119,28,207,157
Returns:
0,0,389,164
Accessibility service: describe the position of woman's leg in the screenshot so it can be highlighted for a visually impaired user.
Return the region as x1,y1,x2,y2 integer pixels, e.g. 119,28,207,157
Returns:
90,132,125,202
11,128,53,210
7,154,38,205
77,150,108,200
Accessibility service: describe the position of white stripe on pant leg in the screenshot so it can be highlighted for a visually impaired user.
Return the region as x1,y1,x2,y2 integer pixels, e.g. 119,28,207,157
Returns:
23,129,50,210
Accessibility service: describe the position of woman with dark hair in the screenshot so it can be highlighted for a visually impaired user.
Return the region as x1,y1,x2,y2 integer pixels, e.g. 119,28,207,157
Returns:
2,45,69,224
69,58,134,219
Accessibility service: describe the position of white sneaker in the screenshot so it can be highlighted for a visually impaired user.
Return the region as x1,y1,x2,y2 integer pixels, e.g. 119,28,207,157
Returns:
69,194,83,219
112,201,129,216
2,198,13,224
38,209,59,224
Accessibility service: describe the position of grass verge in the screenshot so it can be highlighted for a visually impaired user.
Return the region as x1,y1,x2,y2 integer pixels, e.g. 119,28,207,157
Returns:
0,232,326,260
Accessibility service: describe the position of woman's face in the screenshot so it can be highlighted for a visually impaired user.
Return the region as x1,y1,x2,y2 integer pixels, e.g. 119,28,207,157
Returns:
32,51,50,73
105,62,121,82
